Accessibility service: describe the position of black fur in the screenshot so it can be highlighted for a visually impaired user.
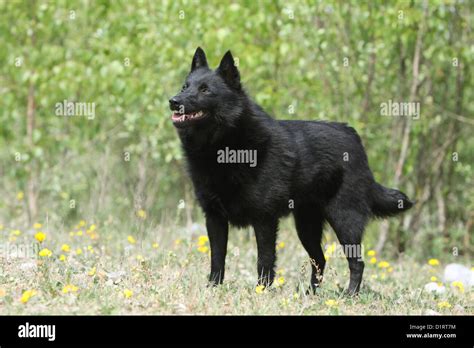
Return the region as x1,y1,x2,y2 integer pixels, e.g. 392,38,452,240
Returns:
169,48,413,295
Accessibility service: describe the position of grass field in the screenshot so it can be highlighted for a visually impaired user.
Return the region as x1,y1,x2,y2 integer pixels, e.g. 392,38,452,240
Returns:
0,215,471,315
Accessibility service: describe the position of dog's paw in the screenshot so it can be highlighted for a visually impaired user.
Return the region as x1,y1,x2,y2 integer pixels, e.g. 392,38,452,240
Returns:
305,284,321,296
207,278,223,288
295,283,320,296
343,287,360,297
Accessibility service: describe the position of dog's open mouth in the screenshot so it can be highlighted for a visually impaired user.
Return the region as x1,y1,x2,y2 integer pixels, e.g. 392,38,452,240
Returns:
171,111,206,125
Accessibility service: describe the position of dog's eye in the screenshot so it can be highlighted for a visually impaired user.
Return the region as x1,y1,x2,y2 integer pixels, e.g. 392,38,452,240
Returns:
199,85,209,93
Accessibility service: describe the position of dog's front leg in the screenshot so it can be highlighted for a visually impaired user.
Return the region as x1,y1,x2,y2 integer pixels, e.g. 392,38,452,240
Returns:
205,212,229,285
254,219,278,287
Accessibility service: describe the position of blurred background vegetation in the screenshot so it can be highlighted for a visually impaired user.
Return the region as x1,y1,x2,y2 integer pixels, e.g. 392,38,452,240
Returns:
0,0,472,261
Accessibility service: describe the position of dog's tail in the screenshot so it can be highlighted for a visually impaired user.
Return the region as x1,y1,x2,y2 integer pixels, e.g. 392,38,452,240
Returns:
370,182,414,218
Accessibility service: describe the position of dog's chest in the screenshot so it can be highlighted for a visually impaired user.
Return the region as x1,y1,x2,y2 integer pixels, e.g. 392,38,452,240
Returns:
193,164,260,226
221,195,255,226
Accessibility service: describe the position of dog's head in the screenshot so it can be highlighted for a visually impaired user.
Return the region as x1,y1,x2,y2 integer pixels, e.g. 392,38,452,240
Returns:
169,47,245,129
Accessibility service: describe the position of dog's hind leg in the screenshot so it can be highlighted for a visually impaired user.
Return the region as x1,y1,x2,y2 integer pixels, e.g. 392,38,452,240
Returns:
293,207,325,293
326,206,368,296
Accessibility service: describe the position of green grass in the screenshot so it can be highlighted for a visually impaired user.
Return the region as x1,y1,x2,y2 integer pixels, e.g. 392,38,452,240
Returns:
0,217,471,315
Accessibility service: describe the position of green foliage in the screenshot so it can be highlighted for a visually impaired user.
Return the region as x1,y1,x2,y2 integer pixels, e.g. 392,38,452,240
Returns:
0,0,472,259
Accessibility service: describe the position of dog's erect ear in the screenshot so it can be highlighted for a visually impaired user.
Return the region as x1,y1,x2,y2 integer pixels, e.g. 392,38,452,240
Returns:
191,47,208,72
217,50,240,89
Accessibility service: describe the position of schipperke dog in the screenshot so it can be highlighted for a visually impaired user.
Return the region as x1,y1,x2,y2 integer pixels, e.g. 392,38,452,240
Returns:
169,47,413,295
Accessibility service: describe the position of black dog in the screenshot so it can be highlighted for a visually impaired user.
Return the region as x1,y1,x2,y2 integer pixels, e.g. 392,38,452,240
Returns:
169,47,413,295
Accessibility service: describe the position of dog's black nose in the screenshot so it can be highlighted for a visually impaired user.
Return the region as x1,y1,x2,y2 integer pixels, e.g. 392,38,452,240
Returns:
169,97,180,110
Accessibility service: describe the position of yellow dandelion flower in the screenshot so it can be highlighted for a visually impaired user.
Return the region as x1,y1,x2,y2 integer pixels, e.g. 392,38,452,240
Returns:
255,285,265,294
33,223,42,229
367,250,376,257
136,254,144,261
59,254,67,262
325,242,336,256
17,191,24,201
34,232,46,243
174,239,182,246
9,236,17,242
87,245,94,253
437,301,451,309
20,289,37,303
388,267,394,273
431,276,438,282
88,267,96,276
12,229,21,236
136,209,147,219
451,281,465,293
369,257,377,264
197,235,209,246
378,261,390,269
152,242,159,249
89,224,96,231
61,244,71,252
325,299,339,307
69,232,74,237
78,220,86,227
123,289,133,298
76,230,83,236
38,248,52,257
75,248,83,255
277,276,285,285
276,241,285,250
127,235,136,244
428,258,440,266
62,284,78,294
197,245,209,253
